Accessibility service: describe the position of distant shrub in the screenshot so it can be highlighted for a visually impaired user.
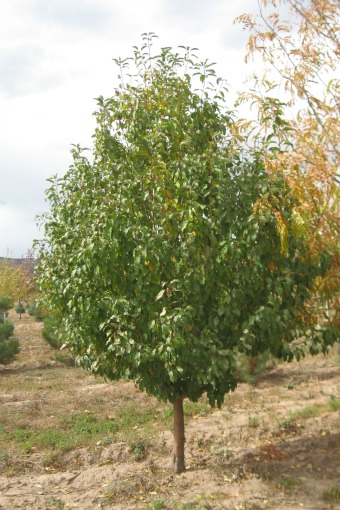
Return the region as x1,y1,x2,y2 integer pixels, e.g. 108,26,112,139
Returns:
0,337,20,364
27,299,35,316
34,308,44,322
43,316,63,349
0,296,13,323
0,320,14,340
0,296,13,310
27,299,44,321
15,302,25,314
0,319,19,363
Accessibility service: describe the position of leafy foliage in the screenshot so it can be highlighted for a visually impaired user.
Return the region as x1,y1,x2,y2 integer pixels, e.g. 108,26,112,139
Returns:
36,35,337,412
235,0,339,325
42,316,63,350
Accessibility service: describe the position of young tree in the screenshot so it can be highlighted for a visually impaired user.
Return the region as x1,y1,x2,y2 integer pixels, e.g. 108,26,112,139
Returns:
36,36,337,473
235,0,339,322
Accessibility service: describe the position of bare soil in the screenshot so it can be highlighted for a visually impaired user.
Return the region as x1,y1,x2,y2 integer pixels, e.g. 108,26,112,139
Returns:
0,312,339,510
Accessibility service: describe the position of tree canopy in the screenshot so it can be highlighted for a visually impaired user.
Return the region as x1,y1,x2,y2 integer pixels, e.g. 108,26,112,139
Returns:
36,35,338,473
0,256,34,304
236,0,339,321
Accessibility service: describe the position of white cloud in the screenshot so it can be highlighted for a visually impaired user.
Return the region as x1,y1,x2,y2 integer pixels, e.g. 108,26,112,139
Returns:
0,0,259,257
0,205,38,258
29,0,117,32
0,44,60,97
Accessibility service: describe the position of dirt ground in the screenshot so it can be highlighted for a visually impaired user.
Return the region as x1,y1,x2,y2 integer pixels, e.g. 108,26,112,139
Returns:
0,312,339,510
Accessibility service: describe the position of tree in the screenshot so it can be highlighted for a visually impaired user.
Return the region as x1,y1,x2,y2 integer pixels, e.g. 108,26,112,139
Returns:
36,35,337,473
235,0,339,324
0,256,35,306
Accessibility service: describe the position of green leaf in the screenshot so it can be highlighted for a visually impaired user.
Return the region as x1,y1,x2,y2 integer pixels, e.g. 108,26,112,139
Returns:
156,289,165,301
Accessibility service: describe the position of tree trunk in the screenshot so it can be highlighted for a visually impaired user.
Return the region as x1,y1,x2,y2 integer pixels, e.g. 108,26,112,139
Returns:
173,396,185,474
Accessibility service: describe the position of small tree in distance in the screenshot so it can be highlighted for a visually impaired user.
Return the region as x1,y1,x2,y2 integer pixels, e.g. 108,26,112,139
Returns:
36,35,337,474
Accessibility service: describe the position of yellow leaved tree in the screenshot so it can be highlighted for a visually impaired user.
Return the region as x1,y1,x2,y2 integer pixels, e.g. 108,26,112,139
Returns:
0,256,35,306
236,0,339,327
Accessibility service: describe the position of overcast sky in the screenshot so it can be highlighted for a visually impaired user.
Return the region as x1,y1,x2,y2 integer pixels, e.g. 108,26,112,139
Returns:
0,0,260,258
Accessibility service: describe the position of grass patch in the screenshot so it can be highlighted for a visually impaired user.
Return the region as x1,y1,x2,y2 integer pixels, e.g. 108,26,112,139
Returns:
248,416,260,428
178,503,200,510
41,451,65,469
147,500,167,510
278,475,301,493
104,472,159,504
323,486,340,503
6,412,118,453
114,403,163,439
327,396,340,412
113,399,209,440
0,394,210,459
184,400,210,418
284,397,340,424
45,496,65,509
291,404,323,420
128,438,147,461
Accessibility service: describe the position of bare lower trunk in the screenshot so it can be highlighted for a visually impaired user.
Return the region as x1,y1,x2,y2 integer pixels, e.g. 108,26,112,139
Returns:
173,396,185,474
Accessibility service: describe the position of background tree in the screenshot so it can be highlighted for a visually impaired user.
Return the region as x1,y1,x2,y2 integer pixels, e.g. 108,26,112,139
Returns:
36,36,337,473
235,0,339,325
0,256,35,306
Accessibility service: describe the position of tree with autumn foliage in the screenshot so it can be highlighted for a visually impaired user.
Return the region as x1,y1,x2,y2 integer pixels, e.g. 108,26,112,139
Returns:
235,0,339,327
36,35,337,474
0,256,35,306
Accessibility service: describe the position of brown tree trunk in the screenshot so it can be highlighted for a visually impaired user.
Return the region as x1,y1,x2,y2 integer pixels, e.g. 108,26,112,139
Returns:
173,396,185,474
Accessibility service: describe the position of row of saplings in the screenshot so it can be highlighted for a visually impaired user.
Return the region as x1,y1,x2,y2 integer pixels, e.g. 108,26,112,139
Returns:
0,295,272,380
0,297,21,364
0,296,44,364
0,296,73,366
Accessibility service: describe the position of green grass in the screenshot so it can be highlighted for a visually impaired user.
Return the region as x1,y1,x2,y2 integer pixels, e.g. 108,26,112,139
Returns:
291,404,323,420
179,503,199,510
115,403,160,431
45,496,65,509
0,395,210,459
284,397,340,424
278,475,301,493
147,500,167,510
4,412,118,453
183,400,210,418
327,395,340,412
248,415,260,428
112,399,209,440
323,486,340,503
